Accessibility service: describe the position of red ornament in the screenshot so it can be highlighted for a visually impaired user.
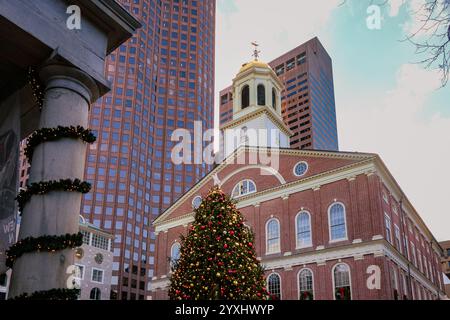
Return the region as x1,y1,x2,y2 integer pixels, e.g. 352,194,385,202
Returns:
224,244,228,249
201,225,206,230
229,230,235,235
248,242,253,247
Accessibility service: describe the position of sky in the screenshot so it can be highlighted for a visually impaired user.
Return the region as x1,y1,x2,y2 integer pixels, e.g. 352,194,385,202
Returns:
215,0,450,241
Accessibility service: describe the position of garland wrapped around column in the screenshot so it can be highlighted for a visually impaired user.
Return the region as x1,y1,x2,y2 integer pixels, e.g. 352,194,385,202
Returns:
25,126,96,163
5,233,83,268
9,66,93,300
16,178,91,212
9,288,81,300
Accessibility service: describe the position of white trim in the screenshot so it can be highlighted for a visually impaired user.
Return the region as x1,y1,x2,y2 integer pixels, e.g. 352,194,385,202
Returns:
232,179,257,199
332,262,353,300
91,268,104,284
295,210,313,249
265,218,281,255
293,161,309,177
384,213,392,244
220,165,286,187
297,268,315,300
170,242,181,264
74,263,85,280
328,202,348,243
191,195,202,209
267,272,282,300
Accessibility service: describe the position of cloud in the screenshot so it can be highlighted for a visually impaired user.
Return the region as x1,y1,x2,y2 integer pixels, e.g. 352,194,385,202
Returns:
388,0,405,17
215,0,341,113
338,64,450,240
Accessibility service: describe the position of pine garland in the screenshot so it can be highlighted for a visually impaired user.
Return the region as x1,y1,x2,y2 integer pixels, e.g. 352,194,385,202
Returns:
25,126,96,163
27,67,45,110
16,179,91,212
9,288,80,300
6,233,83,268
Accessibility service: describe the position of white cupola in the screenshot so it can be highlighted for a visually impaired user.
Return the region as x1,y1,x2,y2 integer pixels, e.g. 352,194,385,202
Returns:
220,52,292,159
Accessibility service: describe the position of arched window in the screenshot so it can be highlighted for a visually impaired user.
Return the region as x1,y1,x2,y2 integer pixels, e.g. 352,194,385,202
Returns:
170,242,181,268
328,203,347,241
241,85,250,109
192,196,202,209
296,211,312,248
267,273,281,300
272,88,276,109
232,179,256,198
90,287,101,300
266,219,280,253
257,84,266,106
298,269,314,300
333,264,351,300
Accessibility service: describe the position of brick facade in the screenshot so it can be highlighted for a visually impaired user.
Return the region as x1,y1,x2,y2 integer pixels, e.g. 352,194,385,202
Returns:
150,149,445,300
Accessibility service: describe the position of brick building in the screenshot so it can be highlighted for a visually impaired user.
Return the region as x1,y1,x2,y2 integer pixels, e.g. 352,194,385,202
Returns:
219,37,338,151
150,59,445,300
76,216,114,300
439,240,450,297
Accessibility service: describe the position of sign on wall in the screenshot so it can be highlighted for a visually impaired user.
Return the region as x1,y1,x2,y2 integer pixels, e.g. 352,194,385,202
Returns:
0,94,20,274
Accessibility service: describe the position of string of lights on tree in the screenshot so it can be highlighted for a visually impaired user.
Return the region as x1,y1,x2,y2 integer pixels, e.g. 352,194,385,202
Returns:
16,178,91,212
5,233,83,268
169,186,273,300
8,288,81,301
25,125,96,163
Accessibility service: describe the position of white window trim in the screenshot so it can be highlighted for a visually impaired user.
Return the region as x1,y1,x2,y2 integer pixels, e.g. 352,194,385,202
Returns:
394,224,402,254
170,241,181,260
191,195,202,209
91,268,104,284
232,179,257,199
75,264,85,280
332,263,352,300
328,202,348,243
265,218,281,255
267,272,282,300
384,213,392,243
293,161,309,177
295,211,313,249
297,268,314,300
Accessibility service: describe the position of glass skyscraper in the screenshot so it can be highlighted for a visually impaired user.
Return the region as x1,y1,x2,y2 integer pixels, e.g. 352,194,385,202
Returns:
81,0,215,300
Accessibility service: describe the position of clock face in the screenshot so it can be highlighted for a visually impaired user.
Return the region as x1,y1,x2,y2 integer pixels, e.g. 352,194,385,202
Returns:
95,253,104,264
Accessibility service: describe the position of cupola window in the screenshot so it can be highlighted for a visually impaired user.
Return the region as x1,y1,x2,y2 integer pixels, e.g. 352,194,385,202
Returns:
241,85,250,109
257,84,266,106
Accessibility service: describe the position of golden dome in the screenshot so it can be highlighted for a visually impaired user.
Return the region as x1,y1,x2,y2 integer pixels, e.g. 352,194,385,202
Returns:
238,59,272,73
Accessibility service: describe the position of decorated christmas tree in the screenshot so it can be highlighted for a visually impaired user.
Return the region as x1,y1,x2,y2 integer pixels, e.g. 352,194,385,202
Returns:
169,186,271,300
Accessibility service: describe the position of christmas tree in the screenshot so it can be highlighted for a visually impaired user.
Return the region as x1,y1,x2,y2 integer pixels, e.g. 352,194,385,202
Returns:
169,186,272,300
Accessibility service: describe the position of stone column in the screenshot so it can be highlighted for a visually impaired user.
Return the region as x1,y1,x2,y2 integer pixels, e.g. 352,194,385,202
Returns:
9,63,98,297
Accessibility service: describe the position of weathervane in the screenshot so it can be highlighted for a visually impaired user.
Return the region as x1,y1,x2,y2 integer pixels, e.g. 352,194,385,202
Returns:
251,41,260,60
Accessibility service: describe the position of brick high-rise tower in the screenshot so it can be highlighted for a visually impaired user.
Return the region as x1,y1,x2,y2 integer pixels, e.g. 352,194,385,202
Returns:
220,37,338,151
80,0,215,300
